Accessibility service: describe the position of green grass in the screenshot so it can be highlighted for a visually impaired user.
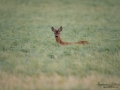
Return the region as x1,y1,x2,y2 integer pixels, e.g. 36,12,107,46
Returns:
0,0,120,90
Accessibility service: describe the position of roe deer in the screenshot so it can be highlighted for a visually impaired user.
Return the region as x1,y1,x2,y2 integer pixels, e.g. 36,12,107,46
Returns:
51,26,89,45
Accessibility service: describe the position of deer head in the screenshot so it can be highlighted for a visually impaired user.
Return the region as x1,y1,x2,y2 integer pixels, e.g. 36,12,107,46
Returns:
51,26,62,38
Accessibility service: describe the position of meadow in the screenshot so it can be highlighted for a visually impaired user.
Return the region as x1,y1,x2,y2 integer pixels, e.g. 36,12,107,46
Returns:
0,0,120,90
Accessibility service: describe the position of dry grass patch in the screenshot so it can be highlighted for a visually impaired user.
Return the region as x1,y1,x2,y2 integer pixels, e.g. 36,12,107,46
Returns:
0,72,120,90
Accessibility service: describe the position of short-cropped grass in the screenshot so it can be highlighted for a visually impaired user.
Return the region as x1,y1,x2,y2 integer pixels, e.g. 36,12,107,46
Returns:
0,0,120,90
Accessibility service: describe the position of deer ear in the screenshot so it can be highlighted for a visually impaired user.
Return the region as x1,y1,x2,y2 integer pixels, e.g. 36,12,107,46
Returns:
51,27,55,32
59,26,62,32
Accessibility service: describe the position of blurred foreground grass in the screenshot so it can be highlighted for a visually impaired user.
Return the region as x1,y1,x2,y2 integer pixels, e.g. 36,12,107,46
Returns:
0,0,120,90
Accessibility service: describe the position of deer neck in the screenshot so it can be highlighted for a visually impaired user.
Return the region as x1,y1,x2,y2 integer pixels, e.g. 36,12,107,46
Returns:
55,35,63,44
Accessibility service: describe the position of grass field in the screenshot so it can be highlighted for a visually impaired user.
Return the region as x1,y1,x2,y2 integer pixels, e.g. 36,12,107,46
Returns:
0,0,120,90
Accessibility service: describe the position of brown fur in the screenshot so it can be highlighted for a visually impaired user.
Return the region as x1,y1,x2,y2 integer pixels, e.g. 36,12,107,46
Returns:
51,26,89,45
